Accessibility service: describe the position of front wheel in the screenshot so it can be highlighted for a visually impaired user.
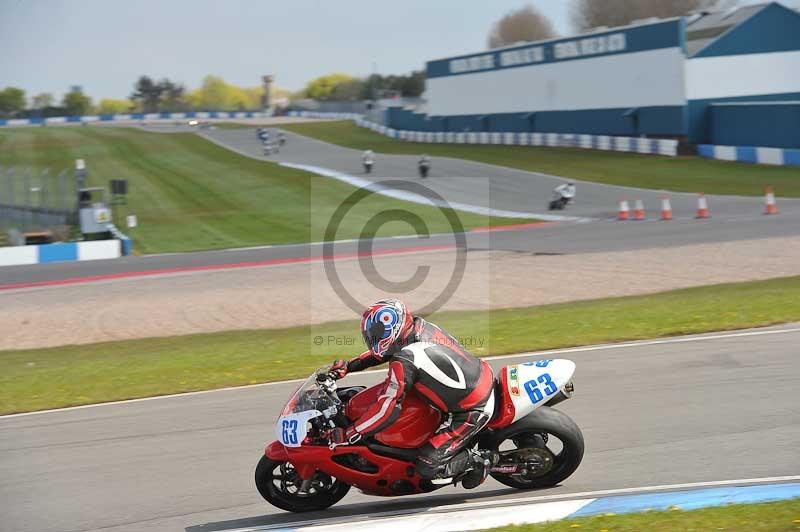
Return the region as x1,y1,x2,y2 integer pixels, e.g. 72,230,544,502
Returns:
488,406,584,489
255,455,350,512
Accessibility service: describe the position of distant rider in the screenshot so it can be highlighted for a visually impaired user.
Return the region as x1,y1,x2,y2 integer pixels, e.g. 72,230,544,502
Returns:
418,154,430,178
326,299,496,489
362,150,375,174
554,182,576,202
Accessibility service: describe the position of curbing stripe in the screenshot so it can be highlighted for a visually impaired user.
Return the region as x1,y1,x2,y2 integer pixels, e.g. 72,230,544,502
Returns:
572,482,800,517
225,478,800,532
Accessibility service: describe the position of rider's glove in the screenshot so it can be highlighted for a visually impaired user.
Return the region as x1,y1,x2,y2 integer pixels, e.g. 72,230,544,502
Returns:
329,359,349,380
328,426,361,447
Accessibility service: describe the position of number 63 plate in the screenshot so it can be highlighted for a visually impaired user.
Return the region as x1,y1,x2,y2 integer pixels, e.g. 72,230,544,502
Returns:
275,410,322,447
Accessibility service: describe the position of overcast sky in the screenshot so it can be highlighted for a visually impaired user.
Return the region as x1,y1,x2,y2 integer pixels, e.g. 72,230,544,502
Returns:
1,0,795,101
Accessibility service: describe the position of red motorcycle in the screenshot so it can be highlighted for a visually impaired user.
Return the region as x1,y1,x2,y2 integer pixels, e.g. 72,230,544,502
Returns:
255,358,583,512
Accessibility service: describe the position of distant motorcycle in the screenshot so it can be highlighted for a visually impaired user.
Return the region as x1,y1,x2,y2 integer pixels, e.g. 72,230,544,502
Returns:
362,150,375,174
255,359,583,512
548,193,572,211
419,156,430,178
548,183,576,211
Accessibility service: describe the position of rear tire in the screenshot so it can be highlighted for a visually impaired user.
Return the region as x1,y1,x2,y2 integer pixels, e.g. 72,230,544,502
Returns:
488,406,584,489
255,455,350,512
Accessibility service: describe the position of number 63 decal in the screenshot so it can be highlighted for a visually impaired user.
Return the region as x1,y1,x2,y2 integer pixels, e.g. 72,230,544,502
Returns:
281,419,299,445
523,373,558,404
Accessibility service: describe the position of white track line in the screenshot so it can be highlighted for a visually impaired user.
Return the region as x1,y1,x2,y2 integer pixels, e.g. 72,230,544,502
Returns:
230,475,800,532
280,162,581,222
2,325,798,419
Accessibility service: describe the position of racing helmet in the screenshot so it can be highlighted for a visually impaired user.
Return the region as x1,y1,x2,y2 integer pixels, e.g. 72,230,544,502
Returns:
360,299,414,360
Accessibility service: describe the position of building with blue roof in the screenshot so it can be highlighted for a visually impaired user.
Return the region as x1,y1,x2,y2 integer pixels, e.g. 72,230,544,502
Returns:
387,2,800,151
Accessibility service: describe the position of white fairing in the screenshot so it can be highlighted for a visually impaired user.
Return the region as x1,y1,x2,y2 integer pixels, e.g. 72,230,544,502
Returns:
275,410,322,448
505,359,576,423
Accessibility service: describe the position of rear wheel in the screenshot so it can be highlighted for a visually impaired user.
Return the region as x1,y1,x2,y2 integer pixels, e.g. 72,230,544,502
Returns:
255,455,350,512
488,406,584,489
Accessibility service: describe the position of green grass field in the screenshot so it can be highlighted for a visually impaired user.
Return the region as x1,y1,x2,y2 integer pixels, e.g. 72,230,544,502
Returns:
279,121,800,197
2,275,799,414
484,498,800,532
0,126,524,253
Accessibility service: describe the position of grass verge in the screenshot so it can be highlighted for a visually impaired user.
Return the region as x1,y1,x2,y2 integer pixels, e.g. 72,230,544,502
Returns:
2,275,799,415
482,498,800,531
279,121,800,197
0,126,524,254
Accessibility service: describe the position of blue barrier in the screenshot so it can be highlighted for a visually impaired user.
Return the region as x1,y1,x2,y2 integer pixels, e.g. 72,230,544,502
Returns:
289,111,679,156
697,144,800,166
0,111,272,128
38,243,78,263
0,240,124,267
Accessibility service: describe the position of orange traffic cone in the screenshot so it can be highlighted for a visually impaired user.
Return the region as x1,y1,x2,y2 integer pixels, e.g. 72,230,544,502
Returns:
633,198,645,220
660,196,672,221
696,193,709,219
764,186,778,215
618,199,630,220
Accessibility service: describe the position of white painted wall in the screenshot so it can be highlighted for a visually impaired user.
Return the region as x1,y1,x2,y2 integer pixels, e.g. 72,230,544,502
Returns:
686,50,800,100
0,246,38,267
77,240,121,261
426,48,685,116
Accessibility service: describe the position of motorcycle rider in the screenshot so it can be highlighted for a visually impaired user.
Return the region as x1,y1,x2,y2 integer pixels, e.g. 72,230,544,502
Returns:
418,154,431,178
326,299,496,489
362,149,375,173
553,181,576,203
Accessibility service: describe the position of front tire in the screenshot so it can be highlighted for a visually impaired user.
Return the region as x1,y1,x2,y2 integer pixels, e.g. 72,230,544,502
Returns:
255,455,350,512
488,406,584,489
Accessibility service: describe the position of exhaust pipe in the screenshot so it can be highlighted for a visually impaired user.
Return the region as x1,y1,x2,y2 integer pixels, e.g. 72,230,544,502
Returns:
544,381,574,407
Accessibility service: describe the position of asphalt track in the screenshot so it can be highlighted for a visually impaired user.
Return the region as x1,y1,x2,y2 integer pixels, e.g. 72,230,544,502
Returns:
2,325,799,532
2,122,800,288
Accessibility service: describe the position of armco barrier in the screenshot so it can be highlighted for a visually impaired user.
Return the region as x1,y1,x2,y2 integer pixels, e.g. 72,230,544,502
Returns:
0,110,272,128
288,111,679,157
0,239,124,267
698,144,800,167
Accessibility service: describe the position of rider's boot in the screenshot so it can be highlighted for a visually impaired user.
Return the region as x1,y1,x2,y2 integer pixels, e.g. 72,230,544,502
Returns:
460,449,498,489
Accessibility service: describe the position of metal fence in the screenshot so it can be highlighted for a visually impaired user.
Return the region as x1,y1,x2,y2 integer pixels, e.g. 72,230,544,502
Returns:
0,166,75,238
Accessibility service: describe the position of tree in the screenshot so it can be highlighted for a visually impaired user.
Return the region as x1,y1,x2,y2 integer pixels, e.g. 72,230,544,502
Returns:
0,87,26,118
31,92,54,109
157,79,187,112
571,0,737,32
398,71,425,97
487,5,558,49
330,78,364,101
98,98,133,115
62,86,93,116
356,72,425,100
130,76,162,113
303,73,357,100
186,75,261,111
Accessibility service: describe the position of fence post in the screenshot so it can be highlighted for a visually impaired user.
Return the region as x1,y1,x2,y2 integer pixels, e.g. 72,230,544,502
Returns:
0,165,4,225
39,169,50,228
7,167,14,229
57,170,66,215
74,159,86,227
24,167,32,231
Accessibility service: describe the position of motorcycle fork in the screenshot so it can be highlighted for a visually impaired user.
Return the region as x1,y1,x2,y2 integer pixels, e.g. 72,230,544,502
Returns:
293,462,318,482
